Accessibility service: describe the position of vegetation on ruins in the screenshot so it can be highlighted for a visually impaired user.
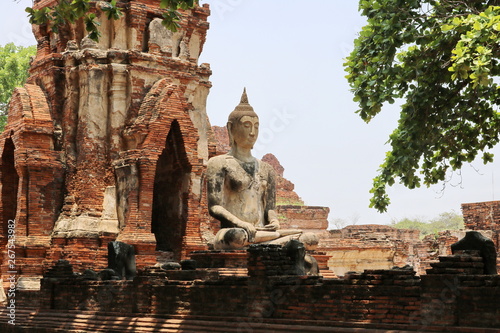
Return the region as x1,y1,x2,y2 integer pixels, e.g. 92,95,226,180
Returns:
26,0,198,41
276,198,304,206
0,43,36,132
345,1,500,212
391,211,464,236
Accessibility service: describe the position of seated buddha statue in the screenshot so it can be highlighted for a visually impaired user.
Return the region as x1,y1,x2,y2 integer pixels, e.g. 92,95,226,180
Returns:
207,89,316,250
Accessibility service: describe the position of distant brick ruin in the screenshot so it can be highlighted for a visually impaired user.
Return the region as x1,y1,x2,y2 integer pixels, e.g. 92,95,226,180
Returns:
0,1,499,332
321,224,499,276
315,202,500,277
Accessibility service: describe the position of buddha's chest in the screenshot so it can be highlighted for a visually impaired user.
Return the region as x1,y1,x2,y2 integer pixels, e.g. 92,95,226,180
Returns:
224,161,268,194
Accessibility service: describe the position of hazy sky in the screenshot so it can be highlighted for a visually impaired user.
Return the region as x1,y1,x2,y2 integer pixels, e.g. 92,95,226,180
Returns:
3,0,500,227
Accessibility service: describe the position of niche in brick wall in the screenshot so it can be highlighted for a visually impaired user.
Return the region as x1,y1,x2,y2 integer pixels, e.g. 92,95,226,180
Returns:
1,138,18,226
151,120,191,258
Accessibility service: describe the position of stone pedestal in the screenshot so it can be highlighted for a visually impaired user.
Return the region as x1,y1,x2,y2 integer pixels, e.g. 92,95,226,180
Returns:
190,248,335,278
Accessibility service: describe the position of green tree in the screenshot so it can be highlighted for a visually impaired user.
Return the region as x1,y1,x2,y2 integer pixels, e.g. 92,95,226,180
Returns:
391,216,432,235
344,1,500,212
391,211,464,236
0,43,37,132
429,211,465,231
26,0,198,41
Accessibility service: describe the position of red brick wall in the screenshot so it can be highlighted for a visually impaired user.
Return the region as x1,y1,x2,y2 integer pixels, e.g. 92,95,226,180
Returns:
462,201,500,233
116,82,209,263
0,83,64,282
31,254,500,330
461,201,500,268
276,205,329,232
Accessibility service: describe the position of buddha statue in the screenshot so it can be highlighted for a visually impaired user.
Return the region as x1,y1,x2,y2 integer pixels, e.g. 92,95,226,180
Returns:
207,89,317,250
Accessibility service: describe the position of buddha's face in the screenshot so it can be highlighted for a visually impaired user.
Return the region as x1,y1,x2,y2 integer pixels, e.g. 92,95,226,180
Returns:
231,116,259,149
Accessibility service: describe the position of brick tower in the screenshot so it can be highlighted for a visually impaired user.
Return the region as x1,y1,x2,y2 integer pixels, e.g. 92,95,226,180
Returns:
0,0,216,288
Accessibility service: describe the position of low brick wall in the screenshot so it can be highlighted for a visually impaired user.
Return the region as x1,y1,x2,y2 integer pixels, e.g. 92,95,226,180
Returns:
32,270,500,329
23,245,500,330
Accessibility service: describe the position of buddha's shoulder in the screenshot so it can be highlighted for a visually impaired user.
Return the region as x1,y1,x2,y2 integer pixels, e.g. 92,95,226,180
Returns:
257,159,276,175
207,154,237,168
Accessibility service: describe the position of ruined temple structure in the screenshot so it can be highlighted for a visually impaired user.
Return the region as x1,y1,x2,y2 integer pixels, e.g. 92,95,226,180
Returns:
318,202,500,277
461,200,500,268
0,0,218,288
321,225,422,276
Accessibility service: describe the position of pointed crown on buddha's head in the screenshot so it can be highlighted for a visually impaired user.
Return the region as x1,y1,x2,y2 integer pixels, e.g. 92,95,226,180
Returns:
227,88,259,125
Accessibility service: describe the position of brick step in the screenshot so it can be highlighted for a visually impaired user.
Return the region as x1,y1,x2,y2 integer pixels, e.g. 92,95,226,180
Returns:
25,314,251,332
320,269,337,279
0,309,353,332
214,268,336,278
0,308,423,333
217,268,248,277
3,309,500,333
0,308,33,324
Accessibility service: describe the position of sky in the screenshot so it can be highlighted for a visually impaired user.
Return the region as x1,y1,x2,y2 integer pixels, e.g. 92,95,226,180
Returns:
2,0,500,227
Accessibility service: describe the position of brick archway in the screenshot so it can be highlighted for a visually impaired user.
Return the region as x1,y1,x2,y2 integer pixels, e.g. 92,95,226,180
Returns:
151,120,191,259
0,137,18,281
117,79,208,264
0,137,19,229
0,84,64,283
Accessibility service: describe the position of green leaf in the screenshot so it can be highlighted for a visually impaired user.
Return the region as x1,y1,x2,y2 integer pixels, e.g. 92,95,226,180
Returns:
344,2,500,212
0,44,36,132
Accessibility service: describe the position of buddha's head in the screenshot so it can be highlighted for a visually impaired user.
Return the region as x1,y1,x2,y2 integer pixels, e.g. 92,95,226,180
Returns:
227,88,259,149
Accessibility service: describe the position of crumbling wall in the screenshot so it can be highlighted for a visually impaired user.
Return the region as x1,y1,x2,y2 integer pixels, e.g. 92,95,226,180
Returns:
321,225,421,276
0,84,65,287
461,201,500,269
276,205,329,234
26,248,500,331
462,201,500,232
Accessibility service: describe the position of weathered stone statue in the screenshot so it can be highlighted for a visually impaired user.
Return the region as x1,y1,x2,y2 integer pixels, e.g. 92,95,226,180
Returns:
107,241,137,280
451,231,497,275
207,89,314,250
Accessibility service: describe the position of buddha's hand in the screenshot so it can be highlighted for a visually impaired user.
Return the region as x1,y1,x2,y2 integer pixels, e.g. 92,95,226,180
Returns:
260,220,280,231
237,221,256,242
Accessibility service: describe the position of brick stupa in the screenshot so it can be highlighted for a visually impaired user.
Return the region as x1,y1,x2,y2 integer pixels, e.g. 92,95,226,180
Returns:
0,0,217,288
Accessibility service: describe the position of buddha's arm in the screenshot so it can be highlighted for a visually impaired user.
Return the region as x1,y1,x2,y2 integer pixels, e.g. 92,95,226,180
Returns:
263,164,280,230
209,205,257,242
260,165,302,237
209,204,244,228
